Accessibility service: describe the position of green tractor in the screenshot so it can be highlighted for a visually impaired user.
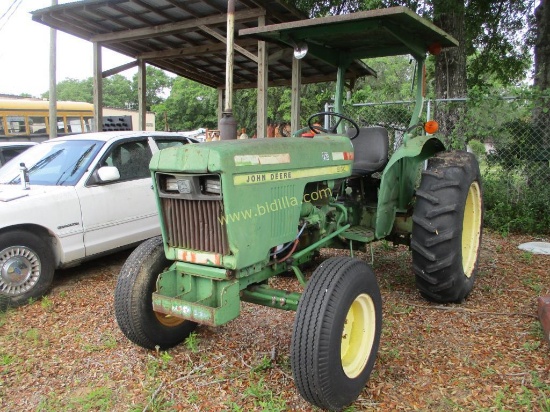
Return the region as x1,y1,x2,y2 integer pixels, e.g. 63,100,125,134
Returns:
114,7,483,410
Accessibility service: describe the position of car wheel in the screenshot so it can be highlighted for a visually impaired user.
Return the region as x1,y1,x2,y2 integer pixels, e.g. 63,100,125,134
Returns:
412,150,483,303
114,236,197,350
0,230,55,306
291,257,382,410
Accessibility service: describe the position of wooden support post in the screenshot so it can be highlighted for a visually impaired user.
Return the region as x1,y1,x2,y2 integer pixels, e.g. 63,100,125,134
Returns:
291,57,302,134
217,88,224,122
48,0,58,139
93,42,103,132
138,59,146,131
256,15,268,138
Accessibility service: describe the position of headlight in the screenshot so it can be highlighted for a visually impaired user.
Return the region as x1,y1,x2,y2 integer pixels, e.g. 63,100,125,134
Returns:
204,177,220,194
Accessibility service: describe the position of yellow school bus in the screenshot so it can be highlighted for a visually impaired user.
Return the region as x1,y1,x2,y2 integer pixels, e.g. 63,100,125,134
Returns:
0,99,94,142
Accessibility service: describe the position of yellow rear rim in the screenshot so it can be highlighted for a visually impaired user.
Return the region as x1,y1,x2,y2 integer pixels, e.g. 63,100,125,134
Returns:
155,312,186,327
341,293,376,378
462,181,482,277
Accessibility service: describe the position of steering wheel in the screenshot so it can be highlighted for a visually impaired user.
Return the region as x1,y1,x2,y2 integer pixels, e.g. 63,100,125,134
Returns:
307,112,360,140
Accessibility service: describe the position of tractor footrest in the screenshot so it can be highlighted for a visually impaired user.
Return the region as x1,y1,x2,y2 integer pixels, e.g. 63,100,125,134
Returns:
152,269,240,327
341,226,375,243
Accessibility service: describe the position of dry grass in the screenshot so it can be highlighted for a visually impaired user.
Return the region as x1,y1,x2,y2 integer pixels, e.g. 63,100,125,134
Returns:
1,230,549,411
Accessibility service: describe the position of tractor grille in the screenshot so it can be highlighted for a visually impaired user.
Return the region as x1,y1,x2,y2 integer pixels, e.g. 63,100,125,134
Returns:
161,198,229,255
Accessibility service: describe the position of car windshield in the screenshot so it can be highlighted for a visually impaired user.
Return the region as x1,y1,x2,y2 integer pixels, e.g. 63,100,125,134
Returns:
0,139,104,186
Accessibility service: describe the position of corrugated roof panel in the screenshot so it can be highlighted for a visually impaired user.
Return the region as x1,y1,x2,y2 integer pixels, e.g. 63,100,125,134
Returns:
31,0,375,88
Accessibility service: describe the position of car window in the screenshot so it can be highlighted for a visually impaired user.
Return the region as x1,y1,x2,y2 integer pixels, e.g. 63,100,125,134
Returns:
102,140,152,181
0,140,103,186
1,147,28,165
156,139,189,150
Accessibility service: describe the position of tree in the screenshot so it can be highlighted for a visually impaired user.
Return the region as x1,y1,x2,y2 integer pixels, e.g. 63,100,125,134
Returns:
41,78,93,102
103,74,133,109
41,67,172,110
465,0,533,89
154,77,217,131
131,66,173,110
534,0,550,148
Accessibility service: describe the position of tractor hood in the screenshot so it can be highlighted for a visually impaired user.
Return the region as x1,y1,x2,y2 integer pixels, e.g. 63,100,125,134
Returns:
150,135,354,175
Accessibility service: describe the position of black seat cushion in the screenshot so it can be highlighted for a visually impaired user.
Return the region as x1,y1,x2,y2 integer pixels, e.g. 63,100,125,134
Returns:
347,126,389,175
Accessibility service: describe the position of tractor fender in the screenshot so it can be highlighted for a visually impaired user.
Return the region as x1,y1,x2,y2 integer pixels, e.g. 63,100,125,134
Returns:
375,136,445,239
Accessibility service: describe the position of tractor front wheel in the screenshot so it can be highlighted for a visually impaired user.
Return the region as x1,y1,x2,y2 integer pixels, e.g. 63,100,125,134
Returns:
412,150,483,303
114,236,197,350
291,257,382,410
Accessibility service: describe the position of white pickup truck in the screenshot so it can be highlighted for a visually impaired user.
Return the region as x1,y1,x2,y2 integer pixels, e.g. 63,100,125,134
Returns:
0,131,197,306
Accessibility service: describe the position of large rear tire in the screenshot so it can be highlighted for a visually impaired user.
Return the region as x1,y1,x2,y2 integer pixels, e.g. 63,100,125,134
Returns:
291,257,382,410
412,150,483,303
114,236,197,350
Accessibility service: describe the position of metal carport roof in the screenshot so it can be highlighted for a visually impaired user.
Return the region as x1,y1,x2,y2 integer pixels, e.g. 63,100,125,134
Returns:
31,0,375,89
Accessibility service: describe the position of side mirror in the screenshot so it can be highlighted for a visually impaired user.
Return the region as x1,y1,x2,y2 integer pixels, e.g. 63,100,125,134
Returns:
96,166,120,183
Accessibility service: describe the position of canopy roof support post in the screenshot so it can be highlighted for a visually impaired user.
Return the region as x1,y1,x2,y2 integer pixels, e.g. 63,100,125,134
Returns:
93,42,103,133
219,0,237,140
334,64,346,133
138,59,147,131
256,15,267,138
408,57,425,132
291,57,302,134
48,3,57,140
217,88,223,122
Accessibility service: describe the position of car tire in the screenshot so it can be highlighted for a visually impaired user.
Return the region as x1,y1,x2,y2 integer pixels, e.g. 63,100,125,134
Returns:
411,150,483,303
114,236,197,350
0,230,55,306
291,257,382,410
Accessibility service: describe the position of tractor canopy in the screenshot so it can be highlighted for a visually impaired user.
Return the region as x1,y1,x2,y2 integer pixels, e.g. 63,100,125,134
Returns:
240,6,458,126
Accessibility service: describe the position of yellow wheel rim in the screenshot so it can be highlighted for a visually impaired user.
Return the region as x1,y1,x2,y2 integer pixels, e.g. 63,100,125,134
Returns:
155,312,186,327
341,293,376,378
462,181,482,277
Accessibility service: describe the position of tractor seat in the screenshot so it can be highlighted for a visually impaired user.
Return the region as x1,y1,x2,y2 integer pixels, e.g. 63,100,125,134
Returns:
347,126,389,175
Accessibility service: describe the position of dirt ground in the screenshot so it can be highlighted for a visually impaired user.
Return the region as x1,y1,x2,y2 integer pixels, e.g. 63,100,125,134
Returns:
1,230,549,411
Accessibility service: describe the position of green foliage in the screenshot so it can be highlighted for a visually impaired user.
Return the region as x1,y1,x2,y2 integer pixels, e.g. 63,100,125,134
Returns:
482,168,550,235
131,66,173,110
295,0,380,17
184,331,200,353
351,56,416,103
37,387,113,412
244,378,287,411
468,139,486,159
40,296,54,312
465,0,534,89
251,355,272,372
42,67,172,111
154,77,217,131
103,74,133,109
42,78,93,103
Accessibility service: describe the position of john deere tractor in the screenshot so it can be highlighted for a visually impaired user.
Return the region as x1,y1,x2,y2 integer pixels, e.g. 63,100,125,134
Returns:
115,7,483,410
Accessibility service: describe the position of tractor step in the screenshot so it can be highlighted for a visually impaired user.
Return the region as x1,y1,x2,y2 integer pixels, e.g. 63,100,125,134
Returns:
341,226,375,243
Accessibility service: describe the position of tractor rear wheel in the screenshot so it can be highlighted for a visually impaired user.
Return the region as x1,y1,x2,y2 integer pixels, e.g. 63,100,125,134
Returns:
114,236,197,350
412,150,483,303
291,257,382,410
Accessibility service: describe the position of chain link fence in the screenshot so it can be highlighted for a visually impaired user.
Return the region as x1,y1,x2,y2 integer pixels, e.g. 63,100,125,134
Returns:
337,97,550,234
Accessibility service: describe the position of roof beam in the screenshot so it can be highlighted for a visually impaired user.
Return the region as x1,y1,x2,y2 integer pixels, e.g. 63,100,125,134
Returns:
102,60,139,77
91,8,265,44
199,25,258,63
138,39,258,60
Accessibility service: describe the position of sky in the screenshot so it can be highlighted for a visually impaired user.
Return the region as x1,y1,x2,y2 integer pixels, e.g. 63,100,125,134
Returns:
0,0,137,98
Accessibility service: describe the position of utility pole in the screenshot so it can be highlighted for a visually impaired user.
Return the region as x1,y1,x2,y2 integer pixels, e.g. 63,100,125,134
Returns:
48,0,58,139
